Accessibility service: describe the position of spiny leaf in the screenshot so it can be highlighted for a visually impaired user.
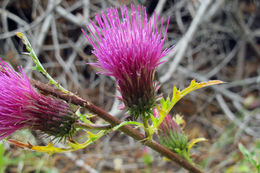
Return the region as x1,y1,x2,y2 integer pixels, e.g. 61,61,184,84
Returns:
31,142,67,155
157,80,224,130
171,80,224,110
7,130,107,155
8,140,69,155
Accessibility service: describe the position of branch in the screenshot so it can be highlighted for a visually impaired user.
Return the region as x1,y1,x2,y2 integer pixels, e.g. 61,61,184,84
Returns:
31,79,203,173
160,0,213,83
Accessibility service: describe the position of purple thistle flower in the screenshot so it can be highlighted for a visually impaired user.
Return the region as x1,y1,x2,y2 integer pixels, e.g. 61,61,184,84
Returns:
0,60,77,140
82,5,171,118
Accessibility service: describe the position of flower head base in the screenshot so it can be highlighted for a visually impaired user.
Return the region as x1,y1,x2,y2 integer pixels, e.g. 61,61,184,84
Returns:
0,61,77,140
83,5,171,119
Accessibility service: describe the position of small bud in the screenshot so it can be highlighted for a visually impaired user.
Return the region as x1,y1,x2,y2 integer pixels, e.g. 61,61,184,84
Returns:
0,60,77,140
155,110,189,156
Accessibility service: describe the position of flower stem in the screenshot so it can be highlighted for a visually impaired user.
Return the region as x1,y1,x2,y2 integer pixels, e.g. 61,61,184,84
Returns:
143,117,152,141
75,122,111,130
16,32,70,94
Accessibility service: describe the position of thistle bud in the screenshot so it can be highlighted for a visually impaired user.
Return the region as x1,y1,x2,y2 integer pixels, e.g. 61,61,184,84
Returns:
0,60,77,140
83,5,172,119
154,110,188,155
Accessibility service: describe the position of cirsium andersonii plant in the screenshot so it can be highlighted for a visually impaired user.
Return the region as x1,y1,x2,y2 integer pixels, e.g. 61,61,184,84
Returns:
0,5,224,172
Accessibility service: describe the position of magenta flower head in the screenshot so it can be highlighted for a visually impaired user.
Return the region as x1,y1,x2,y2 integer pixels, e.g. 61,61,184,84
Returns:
0,60,77,140
82,5,171,119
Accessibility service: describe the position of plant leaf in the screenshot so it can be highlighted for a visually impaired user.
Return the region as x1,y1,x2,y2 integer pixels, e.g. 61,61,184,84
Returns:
8,130,107,155
188,138,207,153
239,143,259,169
157,80,224,129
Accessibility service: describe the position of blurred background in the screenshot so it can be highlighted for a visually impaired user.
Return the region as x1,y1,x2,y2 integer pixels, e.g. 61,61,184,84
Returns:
0,0,260,172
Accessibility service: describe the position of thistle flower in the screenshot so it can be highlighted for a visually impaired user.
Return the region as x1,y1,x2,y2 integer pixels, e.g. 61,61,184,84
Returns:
0,60,77,140
82,5,171,119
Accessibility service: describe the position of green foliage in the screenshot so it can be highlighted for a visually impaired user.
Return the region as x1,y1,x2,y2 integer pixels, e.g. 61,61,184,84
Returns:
200,125,260,173
239,143,260,173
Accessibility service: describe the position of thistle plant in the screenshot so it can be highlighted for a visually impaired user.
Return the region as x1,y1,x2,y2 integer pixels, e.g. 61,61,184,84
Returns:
0,4,225,173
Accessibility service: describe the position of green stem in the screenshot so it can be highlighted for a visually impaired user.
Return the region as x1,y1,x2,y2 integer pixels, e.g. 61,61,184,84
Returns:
16,32,70,94
182,151,194,164
75,122,111,130
143,117,152,141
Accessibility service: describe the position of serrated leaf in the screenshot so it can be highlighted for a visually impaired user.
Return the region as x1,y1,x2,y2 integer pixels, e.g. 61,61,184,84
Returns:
156,80,224,130
31,142,66,155
8,140,70,155
8,130,107,155
171,80,224,110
